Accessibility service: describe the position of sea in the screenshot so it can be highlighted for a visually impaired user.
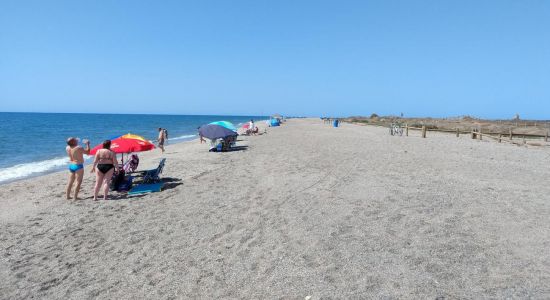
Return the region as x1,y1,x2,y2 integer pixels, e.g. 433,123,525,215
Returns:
0,112,267,184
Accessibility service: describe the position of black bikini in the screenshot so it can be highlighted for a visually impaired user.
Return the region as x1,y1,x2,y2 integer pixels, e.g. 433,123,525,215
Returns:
96,150,115,174
97,163,114,174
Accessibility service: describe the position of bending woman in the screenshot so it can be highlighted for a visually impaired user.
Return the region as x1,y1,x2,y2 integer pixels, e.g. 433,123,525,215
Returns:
91,140,118,200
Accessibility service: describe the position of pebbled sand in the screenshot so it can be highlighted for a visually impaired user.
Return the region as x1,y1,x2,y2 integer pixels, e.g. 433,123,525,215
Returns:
1,118,550,299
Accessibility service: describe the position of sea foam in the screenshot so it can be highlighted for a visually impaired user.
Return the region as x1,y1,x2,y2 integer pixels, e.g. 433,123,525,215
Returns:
168,134,197,141
0,157,71,183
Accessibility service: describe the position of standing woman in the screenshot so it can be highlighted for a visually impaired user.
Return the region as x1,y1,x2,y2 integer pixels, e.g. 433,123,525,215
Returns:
157,128,165,153
91,140,118,201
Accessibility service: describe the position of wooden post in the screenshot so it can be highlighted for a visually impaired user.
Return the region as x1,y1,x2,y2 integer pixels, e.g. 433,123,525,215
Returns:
471,130,475,139
456,128,459,138
498,134,502,143
421,126,426,138
405,124,409,136
478,129,482,140
509,128,513,140
545,131,548,142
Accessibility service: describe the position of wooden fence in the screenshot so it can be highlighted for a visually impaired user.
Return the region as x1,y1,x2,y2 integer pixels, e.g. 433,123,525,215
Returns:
351,121,549,146
407,125,548,143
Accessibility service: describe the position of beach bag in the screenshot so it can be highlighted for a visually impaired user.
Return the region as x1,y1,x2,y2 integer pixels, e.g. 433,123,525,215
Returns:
111,170,126,191
117,176,133,192
123,154,139,173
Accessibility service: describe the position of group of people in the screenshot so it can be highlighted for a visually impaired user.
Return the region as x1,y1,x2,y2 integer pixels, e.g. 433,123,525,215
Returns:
65,138,118,201
246,119,260,135
65,127,167,201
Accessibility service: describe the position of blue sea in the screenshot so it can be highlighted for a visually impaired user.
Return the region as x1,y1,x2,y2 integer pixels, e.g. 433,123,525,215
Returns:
0,112,267,183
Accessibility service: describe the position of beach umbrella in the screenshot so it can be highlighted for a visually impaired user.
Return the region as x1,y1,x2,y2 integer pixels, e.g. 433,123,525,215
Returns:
107,133,150,142
90,137,155,155
208,121,237,132
119,133,149,142
242,123,250,129
198,124,238,140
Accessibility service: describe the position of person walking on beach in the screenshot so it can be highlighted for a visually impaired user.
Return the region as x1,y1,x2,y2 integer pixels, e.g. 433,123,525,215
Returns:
65,137,90,200
91,140,118,201
158,127,166,153
198,127,206,143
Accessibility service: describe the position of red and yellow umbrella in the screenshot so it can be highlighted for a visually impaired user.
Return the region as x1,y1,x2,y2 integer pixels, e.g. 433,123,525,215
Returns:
119,133,149,142
90,134,155,155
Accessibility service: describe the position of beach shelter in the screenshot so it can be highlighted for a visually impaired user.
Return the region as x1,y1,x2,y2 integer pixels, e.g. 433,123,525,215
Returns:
198,124,238,140
271,114,283,126
208,121,237,132
90,134,155,163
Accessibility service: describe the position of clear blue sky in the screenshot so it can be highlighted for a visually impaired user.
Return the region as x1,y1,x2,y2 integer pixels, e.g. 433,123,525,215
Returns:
1,0,549,119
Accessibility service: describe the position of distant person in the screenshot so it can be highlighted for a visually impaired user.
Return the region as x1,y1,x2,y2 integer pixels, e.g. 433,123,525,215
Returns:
157,127,165,153
249,119,255,134
197,127,205,143
65,137,90,200
163,128,168,144
91,140,118,201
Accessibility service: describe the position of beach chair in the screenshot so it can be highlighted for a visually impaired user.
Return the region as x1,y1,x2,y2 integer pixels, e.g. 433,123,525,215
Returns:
127,158,165,181
141,158,166,183
123,154,140,173
127,158,166,195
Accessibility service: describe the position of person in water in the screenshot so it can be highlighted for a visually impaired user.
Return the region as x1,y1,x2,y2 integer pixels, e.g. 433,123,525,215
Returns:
158,127,165,153
66,137,90,200
91,140,118,201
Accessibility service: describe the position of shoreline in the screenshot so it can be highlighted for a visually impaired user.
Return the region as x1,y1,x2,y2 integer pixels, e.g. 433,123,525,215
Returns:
0,135,198,186
0,113,269,185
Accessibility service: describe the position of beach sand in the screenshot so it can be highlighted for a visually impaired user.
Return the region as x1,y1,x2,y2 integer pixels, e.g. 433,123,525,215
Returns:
1,118,549,299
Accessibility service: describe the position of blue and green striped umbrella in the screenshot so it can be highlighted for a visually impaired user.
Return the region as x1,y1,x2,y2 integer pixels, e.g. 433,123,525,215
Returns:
209,121,237,132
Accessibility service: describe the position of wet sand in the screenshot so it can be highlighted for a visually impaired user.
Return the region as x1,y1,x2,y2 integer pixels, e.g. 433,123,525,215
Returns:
1,118,549,299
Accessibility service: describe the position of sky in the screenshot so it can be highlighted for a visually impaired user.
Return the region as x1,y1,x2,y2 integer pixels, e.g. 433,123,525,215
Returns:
0,0,549,119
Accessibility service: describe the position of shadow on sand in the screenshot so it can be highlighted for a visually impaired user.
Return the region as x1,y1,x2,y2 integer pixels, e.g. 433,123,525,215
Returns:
160,177,183,190
227,145,249,152
94,177,183,201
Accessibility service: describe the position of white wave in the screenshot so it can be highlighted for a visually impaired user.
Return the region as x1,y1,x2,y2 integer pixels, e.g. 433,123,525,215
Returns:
0,157,70,183
168,134,197,141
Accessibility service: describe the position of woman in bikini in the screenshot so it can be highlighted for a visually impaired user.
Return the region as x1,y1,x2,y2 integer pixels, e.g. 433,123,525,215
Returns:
91,140,118,201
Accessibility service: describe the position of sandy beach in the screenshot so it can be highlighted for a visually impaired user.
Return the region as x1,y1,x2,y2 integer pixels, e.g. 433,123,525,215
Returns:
1,118,549,299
